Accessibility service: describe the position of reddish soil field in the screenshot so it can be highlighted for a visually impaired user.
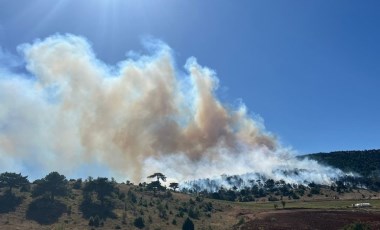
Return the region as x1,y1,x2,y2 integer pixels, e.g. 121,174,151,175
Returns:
240,209,380,230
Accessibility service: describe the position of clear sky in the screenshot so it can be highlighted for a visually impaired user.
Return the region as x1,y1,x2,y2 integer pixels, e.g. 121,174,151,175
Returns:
0,0,379,154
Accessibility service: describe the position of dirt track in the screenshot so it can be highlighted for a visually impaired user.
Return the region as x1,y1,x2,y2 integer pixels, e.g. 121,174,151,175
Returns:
239,209,380,230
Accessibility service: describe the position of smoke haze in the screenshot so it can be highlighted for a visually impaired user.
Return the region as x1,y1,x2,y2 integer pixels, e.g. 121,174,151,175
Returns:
0,34,342,184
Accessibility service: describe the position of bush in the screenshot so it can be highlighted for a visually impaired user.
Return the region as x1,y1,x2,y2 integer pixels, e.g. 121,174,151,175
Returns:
343,222,371,230
195,196,203,202
310,187,321,195
67,205,72,216
291,193,300,199
79,195,116,219
182,217,194,230
188,207,200,219
281,200,286,208
268,196,279,201
93,215,100,227
26,197,67,225
0,192,23,213
127,190,137,204
88,216,94,226
73,179,82,189
118,192,126,200
134,217,145,229
20,184,31,192
122,212,127,224
237,217,245,225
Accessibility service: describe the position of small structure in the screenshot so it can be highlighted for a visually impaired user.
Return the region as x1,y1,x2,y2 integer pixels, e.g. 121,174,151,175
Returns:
352,203,371,208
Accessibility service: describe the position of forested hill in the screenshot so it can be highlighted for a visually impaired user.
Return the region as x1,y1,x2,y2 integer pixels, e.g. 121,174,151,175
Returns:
300,149,380,177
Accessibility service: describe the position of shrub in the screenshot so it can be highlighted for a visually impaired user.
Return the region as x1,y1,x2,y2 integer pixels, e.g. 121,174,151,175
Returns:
182,217,194,230
268,196,279,201
134,217,145,229
195,196,203,202
0,192,23,213
291,193,300,199
281,200,286,208
73,179,82,189
93,215,100,227
88,216,94,226
237,217,245,225
188,207,200,219
127,190,137,204
310,187,321,195
118,192,126,200
20,184,31,192
26,197,67,225
122,212,127,224
343,222,371,230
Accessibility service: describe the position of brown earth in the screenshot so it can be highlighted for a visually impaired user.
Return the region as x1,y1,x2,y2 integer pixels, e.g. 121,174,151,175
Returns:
238,209,380,230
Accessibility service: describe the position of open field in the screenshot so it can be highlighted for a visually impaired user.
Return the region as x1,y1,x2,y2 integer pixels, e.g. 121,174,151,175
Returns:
240,210,380,230
226,199,380,229
232,198,380,210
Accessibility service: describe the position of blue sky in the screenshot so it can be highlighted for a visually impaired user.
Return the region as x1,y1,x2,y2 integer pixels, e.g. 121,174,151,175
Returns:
0,0,379,154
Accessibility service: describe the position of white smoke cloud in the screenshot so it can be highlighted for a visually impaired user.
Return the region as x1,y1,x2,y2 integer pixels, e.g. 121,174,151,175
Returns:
0,34,343,184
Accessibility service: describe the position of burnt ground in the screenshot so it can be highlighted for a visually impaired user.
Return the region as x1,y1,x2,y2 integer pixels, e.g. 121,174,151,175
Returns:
239,209,380,230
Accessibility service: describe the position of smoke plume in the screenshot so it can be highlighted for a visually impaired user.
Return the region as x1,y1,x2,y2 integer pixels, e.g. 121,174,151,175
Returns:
0,34,342,184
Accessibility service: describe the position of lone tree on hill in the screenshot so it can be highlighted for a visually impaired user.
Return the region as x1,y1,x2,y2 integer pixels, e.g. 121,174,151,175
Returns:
147,173,167,182
169,182,179,191
32,172,69,201
147,173,167,193
0,172,29,193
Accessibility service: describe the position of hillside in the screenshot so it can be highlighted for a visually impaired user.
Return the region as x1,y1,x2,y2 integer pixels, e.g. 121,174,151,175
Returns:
300,149,380,176
0,177,380,230
1,150,380,229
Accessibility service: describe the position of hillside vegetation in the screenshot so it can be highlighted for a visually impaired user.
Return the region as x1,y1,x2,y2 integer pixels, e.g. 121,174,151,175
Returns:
301,149,380,176
0,150,380,229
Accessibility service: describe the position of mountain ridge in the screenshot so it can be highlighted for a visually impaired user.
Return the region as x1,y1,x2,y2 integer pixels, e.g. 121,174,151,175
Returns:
300,149,380,177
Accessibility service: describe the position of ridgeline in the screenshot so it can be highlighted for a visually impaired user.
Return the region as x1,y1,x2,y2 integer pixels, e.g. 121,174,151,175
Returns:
300,149,380,177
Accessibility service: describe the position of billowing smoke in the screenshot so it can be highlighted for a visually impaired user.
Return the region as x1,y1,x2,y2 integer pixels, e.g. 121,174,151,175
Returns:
0,34,342,184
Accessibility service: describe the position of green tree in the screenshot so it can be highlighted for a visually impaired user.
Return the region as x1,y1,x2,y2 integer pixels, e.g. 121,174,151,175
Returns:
182,217,194,230
146,174,167,194
80,177,118,219
83,177,116,206
32,172,69,201
169,182,179,191
147,172,167,182
0,172,29,193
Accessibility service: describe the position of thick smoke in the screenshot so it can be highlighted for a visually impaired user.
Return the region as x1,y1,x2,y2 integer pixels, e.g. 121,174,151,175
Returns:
0,34,342,184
